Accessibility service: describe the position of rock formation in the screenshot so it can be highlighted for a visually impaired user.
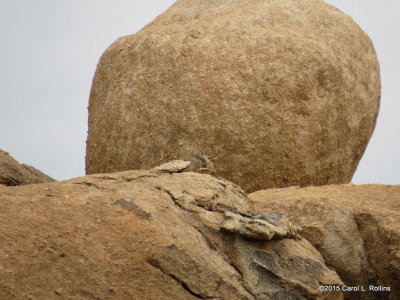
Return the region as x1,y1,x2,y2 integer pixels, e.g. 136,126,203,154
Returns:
250,184,400,300
0,164,343,300
0,149,55,186
86,0,380,192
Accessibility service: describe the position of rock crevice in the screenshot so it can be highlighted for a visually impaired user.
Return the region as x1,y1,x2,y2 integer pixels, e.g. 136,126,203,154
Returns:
250,184,400,300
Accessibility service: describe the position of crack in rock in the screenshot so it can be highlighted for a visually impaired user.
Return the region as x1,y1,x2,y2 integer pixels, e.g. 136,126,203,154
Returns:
147,259,215,299
74,181,102,189
121,174,158,182
250,212,284,226
113,199,151,219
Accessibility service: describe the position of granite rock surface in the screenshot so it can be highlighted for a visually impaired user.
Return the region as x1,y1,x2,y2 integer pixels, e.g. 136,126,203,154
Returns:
86,0,380,192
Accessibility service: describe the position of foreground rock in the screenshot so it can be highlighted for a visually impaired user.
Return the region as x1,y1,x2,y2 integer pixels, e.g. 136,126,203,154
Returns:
0,165,342,299
86,0,380,192
0,149,55,186
250,184,400,300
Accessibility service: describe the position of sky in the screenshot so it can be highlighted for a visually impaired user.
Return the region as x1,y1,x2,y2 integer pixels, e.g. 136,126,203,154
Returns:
0,0,398,184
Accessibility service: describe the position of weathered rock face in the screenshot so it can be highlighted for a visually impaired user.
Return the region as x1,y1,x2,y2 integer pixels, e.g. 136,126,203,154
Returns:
0,164,343,300
0,149,55,186
249,184,400,300
86,0,380,192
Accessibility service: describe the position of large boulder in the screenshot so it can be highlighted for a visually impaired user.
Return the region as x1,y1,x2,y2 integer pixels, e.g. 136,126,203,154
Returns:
0,149,55,186
249,184,400,300
86,0,380,192
0,163,343,300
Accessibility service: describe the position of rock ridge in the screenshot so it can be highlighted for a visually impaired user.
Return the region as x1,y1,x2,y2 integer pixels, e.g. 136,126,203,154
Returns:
0,162,342,299
0,149,55,186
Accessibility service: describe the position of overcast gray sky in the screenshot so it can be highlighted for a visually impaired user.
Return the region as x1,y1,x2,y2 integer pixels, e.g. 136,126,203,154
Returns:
0,0,398,184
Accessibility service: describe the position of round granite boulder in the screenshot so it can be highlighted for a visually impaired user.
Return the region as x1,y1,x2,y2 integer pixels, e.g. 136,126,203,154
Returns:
86,0,380,192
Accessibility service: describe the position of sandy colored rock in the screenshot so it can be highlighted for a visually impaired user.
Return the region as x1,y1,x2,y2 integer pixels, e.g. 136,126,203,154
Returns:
226,237,343,300
0,166,342,299
0,149,55,186
152,159,191,173
86,0,380,192
249,184,400,300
